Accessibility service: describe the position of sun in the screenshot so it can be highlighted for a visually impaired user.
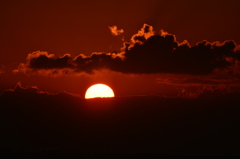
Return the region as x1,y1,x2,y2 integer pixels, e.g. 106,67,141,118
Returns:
85,84,115,99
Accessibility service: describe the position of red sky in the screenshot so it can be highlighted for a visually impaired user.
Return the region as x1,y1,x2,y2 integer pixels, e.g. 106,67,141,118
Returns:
1,0,240,98
1,1,240,155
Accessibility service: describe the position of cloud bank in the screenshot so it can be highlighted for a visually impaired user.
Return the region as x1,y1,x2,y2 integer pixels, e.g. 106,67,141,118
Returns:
15,24,240,76
1,82,240,155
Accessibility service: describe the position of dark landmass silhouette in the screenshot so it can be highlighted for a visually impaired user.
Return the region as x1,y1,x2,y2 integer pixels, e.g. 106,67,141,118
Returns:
0,85,240,156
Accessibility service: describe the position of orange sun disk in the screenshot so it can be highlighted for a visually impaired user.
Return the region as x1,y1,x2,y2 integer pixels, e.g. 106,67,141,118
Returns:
85,84,115,99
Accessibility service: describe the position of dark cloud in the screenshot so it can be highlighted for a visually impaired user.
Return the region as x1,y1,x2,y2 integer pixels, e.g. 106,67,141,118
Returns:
14,24,240,75
1,83,240,155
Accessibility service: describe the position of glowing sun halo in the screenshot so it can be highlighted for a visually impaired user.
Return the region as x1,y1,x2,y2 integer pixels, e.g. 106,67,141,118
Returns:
85,84,115,99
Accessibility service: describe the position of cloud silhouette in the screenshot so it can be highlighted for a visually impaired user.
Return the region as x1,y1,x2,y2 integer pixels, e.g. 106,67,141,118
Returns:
15,24,240,75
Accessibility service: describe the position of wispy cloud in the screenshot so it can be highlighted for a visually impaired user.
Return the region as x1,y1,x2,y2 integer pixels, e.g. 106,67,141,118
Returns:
108,25,124,36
